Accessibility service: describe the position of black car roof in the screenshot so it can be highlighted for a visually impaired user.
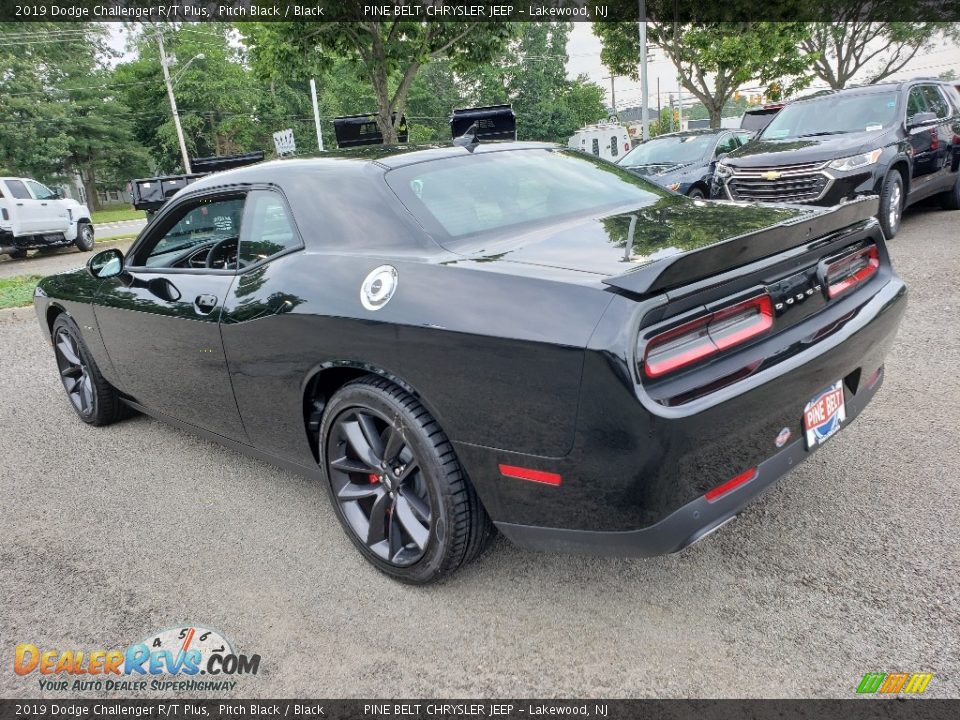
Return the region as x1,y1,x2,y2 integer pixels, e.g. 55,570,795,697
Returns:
185,141,558,190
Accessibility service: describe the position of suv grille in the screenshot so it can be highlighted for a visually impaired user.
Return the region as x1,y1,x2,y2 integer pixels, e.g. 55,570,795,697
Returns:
727,162,830,203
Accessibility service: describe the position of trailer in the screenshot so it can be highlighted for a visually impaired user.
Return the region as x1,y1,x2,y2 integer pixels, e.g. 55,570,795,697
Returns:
130,151,264,219
568,122,632,162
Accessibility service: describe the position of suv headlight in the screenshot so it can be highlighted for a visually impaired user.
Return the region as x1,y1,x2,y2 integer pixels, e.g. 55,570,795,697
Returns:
715,161,733,178
828,149,883,172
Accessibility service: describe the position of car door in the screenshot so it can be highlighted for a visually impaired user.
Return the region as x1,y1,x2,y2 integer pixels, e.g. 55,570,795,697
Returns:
2,179,41,234
24,180,69,233
906,85,937,196
919,85,955,192
93,191,249,442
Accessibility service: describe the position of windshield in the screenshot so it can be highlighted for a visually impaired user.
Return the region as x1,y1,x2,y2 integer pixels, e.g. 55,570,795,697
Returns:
619,134,715,167
386,149,665,241
762,91,900,139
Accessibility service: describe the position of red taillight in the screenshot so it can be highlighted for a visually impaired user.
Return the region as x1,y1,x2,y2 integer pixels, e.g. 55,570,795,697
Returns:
643,295,773,378
705,467,757,502
824,245,879,299
498,464,562,486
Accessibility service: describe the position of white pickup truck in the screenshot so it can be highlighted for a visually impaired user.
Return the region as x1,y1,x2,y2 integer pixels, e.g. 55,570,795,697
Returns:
0,177,94,259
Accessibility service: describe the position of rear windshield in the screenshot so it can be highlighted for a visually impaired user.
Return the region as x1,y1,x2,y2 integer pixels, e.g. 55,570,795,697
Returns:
762,91,900,139
385,149,664,241
740,109,779,132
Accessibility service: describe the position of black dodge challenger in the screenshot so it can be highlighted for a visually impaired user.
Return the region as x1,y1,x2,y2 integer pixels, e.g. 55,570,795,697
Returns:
33,143,906,583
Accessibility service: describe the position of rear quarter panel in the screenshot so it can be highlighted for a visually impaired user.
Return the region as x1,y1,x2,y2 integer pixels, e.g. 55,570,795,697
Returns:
219,252,614,467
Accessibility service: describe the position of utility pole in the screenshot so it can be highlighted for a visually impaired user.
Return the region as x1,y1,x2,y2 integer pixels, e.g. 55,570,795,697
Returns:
603,75,619,116
158,32,192,174
677,77,684,131
310,78,324,152
637,0,649,140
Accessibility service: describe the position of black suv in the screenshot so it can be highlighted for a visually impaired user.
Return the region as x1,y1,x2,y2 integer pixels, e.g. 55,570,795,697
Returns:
712,79,960,238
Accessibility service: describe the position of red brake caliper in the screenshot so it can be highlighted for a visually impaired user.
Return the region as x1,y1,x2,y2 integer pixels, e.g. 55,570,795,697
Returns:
368,473,379,484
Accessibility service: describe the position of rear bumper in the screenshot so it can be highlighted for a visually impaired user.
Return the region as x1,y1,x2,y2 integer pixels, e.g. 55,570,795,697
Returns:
496,367,883,557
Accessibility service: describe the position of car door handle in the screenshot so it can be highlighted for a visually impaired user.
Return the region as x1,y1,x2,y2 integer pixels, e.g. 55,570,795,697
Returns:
194,294,218,314
41,202,48,206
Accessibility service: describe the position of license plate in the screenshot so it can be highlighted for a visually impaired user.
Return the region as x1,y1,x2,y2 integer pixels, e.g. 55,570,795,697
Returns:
803,380,846,448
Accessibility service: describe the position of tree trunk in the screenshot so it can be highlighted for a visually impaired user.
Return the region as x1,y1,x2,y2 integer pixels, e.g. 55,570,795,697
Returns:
81,167,101,212
708,104,723,129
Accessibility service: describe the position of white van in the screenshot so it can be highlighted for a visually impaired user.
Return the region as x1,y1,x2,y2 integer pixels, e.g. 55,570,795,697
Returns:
568,122,632,162
0,177,93,259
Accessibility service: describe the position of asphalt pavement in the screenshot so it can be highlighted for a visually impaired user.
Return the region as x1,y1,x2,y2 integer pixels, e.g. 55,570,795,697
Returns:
0,206,957,699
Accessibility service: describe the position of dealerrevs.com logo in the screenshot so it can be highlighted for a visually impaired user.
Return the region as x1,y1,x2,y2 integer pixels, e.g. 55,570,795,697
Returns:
14,626,260,693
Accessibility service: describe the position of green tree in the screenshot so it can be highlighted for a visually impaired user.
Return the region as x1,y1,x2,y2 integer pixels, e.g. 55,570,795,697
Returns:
595,16,812,128
463,23,606,142
799,10,959,88
241,19,515,143
0,23,148,209
115,24,263,172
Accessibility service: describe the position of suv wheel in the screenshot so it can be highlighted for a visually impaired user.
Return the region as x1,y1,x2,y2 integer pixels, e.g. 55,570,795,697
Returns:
8,249,27,260
878,171,904,239
75,221,94,252
319,376,495,584
687,187,706,199
939,172,960,211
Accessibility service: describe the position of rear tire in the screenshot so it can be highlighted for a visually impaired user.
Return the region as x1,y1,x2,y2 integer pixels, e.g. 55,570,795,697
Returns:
877,171,904,240
7,249,27,260
74,221,94,252
939,172,960,210
319,376,495,584
51,315,127,426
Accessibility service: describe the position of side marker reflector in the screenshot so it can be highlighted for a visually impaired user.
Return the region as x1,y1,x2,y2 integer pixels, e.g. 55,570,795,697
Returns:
499,464,562,486
705,467,757,502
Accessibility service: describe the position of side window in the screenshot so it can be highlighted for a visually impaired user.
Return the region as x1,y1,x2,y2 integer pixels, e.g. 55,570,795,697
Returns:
138,196,245,268
4,180,32,200
238,191,301,266
591,138,599,156
25,180,55,200
906,87,927,119
610,136,619,157
921,86,949,119
715,134,738,156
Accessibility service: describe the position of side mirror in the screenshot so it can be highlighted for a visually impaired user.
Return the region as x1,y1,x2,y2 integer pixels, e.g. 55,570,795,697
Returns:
87,248,124,279
52,189,64,199
908,111,937,129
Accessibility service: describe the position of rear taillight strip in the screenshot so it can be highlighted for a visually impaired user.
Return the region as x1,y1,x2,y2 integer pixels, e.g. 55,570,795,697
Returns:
824,245,879,299
643,295,773,379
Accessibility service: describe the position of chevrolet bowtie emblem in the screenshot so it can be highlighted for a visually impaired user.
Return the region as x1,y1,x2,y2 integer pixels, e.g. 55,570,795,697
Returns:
762,170,782,181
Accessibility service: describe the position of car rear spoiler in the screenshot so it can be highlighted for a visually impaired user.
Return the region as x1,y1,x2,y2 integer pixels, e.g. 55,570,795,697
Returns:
602,197,880,297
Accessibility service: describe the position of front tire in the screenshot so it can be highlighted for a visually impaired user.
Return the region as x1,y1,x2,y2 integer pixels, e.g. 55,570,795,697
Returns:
319,376,494,584
878,171,904,239
74,221,94,252
687,186,706,199
52,315,126,426
7,249,27,260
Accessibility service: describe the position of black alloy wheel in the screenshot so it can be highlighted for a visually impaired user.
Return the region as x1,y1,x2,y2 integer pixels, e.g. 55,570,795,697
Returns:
327,406,433,567
320,377,495,583
51,315,128,426
54,326,95,418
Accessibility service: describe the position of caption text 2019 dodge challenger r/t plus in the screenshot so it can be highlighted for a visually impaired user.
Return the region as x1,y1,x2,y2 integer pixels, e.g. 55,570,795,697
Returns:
33,142,906,583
